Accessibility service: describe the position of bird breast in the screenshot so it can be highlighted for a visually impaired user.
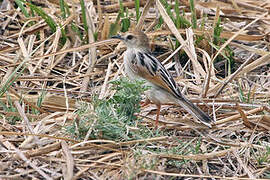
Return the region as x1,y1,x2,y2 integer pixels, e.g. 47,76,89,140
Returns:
123,48,140,80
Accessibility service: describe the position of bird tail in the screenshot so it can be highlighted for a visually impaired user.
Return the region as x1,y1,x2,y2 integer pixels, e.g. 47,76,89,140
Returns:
176,96,214,128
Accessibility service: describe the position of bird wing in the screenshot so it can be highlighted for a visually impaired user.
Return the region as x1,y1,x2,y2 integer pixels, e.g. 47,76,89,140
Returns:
131,50,182,99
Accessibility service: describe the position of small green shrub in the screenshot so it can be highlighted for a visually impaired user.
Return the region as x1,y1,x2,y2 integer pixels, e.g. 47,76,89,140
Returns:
66,78,154,141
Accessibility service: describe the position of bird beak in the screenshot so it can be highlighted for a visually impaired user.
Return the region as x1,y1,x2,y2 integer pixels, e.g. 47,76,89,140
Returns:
111,34,124,40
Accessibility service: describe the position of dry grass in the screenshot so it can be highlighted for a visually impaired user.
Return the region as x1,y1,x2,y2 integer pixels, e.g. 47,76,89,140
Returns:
0,0,270,179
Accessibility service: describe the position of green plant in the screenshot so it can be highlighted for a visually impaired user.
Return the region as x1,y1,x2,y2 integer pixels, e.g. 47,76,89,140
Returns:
59,0,83,42
213,18,223,46
66,78,152,141
156,0,191,30
80,0,88,43
26,0,57,32
238,83,245,103
257,146,270,165
237,82,252,103
66,118,92,140
32,90,46,115
109,12,121,37
193,137,202,154
157,0,191,62
93,78,147,140
59,0,67,19
0,62,26,98
109,0,131,36
0,95,21,124
189,0,197,29
65,102,94,139
120,5,130,32
14,0,30,18
135,0,140,22
15,0,87,44
212,17,235,76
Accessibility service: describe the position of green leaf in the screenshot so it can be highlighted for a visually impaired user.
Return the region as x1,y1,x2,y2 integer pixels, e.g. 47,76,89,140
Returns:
0,62,26,98
24,1,57,32
189,0,197,29
80,0,88,42
135,0,140,22
59,0,67,19
15,0,30,18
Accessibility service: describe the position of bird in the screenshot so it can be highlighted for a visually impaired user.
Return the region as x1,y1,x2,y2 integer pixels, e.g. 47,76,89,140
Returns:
112,30,214,128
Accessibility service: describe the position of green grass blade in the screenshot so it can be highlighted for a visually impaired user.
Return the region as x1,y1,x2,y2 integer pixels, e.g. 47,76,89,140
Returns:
160,0,176,26
80,0,88,42
121,8,130,32
24,1,57,32
14,0,30,18
71,23,83,40
155,17,164,29
213,18,222,45
200,14,207,30
60,25,67,44
59,0,68,44
189,0,197,29
0,62,26,98
135,0,140,22
59,0,66,18
180,10,191,28
119,0,125,16
37,90,46,107
237,82,246,103
175,0,180,28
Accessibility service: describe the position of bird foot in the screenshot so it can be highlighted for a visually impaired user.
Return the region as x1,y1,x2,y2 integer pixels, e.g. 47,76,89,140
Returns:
140,99,151,107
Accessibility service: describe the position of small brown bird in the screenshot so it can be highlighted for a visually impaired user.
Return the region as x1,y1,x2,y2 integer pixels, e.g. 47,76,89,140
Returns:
112,30,214,128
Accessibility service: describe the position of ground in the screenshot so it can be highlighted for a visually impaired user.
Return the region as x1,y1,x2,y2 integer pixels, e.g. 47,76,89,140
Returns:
0,0,270,179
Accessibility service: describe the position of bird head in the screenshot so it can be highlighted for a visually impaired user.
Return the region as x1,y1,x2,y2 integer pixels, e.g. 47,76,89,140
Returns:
111,31,150,50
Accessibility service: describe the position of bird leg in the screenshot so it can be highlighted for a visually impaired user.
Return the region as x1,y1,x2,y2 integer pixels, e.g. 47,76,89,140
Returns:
155,104,161,128
140,99,151,107
140,100,161,128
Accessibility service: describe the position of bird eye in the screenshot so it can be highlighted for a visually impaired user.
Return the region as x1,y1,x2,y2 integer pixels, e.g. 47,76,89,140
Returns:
126,35,133,40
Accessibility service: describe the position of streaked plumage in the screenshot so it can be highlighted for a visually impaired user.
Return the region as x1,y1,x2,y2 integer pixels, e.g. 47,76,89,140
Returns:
112,31,214,127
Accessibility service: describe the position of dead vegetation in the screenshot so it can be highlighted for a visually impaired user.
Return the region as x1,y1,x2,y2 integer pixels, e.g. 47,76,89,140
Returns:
0,0,270,179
